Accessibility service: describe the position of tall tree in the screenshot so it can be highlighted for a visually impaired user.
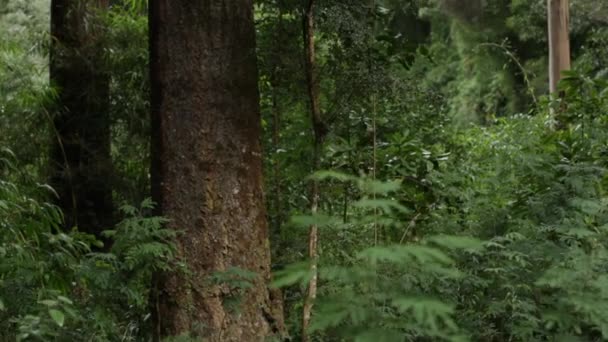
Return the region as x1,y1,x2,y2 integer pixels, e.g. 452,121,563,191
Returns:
548,0,571,93
302,0,326,339
270,1,285,236
50,0,113,238
148,0,284,340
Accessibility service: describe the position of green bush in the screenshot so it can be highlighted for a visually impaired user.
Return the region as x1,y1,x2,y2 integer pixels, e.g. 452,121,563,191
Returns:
0,149,175,341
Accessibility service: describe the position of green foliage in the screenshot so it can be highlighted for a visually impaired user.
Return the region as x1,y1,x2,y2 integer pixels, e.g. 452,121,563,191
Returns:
0,149,175,341
2,0,608,340
422,75,608,340
104,5,151,206
275,173,478,341
274,74,608,341
414,0,608,124
0,0,51,174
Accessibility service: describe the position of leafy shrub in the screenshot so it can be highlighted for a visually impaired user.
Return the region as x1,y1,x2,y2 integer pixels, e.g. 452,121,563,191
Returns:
274,74,608,341
274,173,480,341
0,149,175,341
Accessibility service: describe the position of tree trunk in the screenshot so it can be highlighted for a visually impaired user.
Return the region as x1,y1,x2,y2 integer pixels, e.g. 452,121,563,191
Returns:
548,0,570,94
302,0,325,339
50,0,113,239
149,0,284,340
270,3,284,237
271,88,282,234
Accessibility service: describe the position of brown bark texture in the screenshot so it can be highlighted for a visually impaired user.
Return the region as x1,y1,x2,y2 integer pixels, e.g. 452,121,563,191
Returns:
50,0,113,238
548,0,571,94
149,0,284,340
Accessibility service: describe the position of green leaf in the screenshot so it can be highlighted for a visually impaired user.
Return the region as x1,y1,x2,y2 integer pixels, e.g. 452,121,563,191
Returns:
359,179,401,194
425,235,484,251
393,297,454,315
392,297,456,331
271,262,311,288
357,245,454,266
561,227,596,238
309,170,357,182
57,296,73,305
352,198,411,214
570,198,603,215
49,309,65,327
291,214,339,228
40,299,58,307
354,329,403,342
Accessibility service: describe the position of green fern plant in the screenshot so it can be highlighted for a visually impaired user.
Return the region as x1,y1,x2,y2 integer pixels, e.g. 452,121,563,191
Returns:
274,172,481,341
1,148,176,341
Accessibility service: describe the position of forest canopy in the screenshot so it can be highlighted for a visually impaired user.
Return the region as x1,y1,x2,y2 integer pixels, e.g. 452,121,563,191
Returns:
1,0,608,341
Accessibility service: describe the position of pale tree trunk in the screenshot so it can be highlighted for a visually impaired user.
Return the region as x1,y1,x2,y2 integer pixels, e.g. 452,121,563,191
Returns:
302,0,326,339
548,0,571,94
149,0,284,340
50,0,113,240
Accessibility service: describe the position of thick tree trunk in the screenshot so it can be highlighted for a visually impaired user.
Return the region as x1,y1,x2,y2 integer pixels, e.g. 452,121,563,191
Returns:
50,0,113,239
548,0,571,94
149,0,284,340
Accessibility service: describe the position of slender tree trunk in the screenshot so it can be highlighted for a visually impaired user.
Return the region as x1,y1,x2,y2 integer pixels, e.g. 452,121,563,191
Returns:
50,0,113,239
271,85,282,234
270,3,284,236
548,0,570,94
302,0,326,339
149,0,284,340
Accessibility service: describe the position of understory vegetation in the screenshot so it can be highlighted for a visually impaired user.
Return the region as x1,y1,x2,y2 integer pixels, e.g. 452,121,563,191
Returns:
1,0,608,341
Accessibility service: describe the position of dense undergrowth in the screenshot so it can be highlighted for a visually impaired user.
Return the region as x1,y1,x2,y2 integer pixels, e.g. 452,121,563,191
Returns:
272,75,608,341
2,0,608,341
0,152,175,340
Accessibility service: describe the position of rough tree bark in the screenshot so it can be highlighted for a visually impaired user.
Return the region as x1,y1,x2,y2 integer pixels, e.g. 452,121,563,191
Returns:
302,0,326,339
548,0,571,94
50,0,113,238
149,0,284,340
